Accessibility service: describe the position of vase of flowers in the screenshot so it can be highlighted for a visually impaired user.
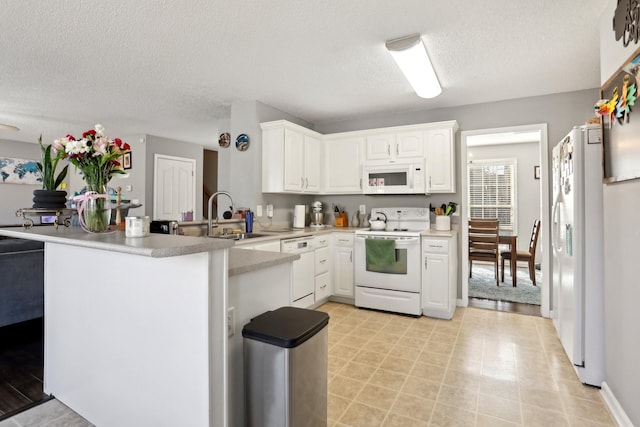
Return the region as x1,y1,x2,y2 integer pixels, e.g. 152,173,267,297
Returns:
33,135,69,209
55,124,130,233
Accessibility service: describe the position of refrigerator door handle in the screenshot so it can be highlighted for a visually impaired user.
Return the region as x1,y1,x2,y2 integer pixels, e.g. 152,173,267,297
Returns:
552,196,563,254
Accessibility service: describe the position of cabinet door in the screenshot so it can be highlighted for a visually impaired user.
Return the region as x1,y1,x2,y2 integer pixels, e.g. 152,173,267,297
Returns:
422,252,449,312
425,128,455,193
396,131,424,158
304,135,321,192
324,137,363,193
315,246,330,275
333,247,354,297
283,129,305,191
366,133,395,160
315,271,331,301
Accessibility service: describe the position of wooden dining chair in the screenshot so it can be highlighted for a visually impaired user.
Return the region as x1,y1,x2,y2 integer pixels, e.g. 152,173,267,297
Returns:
501,219,541,286
468,218,500,286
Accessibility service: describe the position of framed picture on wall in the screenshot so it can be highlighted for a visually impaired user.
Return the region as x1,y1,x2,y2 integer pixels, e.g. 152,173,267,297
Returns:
600,45,640,183
123,152,132,170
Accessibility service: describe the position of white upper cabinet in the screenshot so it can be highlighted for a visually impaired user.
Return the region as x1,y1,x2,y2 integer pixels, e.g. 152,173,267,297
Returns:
261,121,322,193
365,133,395,160
323,136,363,194
303,135,321,192
283,129,304,191
425,124,457,193
365,131,423,162
396,131,424,158
262,119,458,195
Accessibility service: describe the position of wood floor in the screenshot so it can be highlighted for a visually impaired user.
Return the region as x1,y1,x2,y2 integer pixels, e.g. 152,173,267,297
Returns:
0,318,50,420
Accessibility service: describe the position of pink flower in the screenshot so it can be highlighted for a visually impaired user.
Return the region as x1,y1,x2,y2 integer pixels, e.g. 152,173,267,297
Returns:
52,138,64,155
92,136,108,156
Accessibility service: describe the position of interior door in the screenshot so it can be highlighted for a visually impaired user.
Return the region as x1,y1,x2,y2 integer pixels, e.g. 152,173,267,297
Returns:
154,154,196,220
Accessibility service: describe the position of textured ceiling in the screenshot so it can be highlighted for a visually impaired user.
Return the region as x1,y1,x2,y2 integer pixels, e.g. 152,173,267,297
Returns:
0,1,607,147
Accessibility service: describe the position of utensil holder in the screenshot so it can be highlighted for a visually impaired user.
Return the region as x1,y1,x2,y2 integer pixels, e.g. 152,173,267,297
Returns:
435,215,451,231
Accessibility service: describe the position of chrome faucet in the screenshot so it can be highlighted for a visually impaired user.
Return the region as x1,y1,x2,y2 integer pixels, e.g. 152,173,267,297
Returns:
207,191,234,237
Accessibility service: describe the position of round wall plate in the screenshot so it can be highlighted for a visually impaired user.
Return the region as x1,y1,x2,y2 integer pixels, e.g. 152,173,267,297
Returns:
218,132,230,148
235,133,249,151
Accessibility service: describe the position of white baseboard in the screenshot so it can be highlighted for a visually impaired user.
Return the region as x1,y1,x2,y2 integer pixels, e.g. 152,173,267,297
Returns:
601,381,634,427
457,298,468,307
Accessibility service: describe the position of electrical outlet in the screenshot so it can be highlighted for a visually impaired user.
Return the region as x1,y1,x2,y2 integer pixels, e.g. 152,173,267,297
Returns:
256,205,263,217
359,204,366,215
266,204,273,218
227,307,235,338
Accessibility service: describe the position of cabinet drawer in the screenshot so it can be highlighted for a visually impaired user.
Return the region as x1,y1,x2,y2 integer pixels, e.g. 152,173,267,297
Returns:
315,247,330,274
333,233,354,247
422,239,448,253
315,271,331,300
315,235,330,248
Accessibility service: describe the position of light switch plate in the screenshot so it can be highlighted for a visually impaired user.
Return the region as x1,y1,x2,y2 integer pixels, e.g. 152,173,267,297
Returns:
359,204,366,215
256,205,263,217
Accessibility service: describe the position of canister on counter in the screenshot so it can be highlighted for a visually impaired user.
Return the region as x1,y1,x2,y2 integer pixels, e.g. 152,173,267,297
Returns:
125,216,150,237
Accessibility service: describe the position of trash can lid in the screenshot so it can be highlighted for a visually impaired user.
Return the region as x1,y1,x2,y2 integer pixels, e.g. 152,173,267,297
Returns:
242,306,330,348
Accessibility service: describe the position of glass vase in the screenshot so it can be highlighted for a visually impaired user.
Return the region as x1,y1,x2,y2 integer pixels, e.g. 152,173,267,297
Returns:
82,184,111,233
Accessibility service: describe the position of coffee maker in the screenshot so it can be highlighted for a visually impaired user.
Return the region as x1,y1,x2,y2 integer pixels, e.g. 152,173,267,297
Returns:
310,201,324,227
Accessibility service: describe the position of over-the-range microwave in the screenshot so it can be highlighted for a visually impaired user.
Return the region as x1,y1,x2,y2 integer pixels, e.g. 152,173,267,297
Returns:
362,158,426,194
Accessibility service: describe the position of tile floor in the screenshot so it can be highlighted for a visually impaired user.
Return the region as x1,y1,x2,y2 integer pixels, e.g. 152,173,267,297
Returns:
318,302,615,427
0,303,616,427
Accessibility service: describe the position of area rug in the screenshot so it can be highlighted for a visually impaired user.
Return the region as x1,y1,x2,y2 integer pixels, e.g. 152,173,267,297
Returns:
469,264,541,305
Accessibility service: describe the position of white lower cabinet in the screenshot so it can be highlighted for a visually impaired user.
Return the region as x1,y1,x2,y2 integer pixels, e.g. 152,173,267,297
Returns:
314,236,331,303
332,233,354,298
422,236,458,319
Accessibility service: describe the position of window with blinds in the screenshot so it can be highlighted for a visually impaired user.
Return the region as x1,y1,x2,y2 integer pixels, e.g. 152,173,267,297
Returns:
467,159,516,230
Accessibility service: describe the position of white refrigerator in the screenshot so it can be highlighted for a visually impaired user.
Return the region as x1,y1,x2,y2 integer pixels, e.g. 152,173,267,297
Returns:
551,125,605,387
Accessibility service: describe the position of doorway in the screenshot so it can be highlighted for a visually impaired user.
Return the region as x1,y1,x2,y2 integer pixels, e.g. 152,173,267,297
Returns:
203,149,218,218
460,124,551,317
153,154,196,221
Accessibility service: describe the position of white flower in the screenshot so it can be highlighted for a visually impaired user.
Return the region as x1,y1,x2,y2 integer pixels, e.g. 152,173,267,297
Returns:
65,138,90,155
94,123,105,137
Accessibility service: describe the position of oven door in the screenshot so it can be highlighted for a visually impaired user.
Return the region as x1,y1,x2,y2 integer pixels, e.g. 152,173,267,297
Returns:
354,234,421,292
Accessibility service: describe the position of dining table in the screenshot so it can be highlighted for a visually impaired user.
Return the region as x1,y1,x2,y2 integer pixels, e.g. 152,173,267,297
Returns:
499,230,518,287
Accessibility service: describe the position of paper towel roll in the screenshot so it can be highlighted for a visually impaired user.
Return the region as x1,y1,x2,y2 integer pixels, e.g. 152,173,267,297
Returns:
293,205,306,229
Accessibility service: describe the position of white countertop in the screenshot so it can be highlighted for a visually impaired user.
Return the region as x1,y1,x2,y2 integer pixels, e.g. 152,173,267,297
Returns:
0,226,234,258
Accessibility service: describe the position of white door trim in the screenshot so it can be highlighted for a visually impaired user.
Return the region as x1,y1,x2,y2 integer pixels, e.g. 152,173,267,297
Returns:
153,154,196,220
460,123,550,318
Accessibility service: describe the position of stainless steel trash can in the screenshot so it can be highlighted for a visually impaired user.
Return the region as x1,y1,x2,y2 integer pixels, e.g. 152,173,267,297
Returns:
243,306,329,427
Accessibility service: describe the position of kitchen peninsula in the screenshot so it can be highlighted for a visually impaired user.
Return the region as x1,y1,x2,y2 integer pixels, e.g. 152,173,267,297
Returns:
0,226,295,427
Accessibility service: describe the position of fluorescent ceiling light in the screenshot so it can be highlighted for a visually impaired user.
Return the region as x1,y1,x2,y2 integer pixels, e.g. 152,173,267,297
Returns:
0,124,20,132
386,34,442,99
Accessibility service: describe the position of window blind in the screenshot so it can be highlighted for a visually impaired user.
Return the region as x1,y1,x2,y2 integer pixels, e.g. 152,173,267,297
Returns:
467,159,516,230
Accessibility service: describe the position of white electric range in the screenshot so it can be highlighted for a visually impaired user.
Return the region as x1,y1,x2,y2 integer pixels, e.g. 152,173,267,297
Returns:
354,207,430,316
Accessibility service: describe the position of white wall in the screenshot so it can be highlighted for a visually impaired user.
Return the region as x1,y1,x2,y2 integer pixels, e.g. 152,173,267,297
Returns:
599,2,640,425
0,139,42,225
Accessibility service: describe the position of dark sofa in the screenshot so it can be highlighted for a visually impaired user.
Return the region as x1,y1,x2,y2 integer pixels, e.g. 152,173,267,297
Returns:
0,238,44,328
